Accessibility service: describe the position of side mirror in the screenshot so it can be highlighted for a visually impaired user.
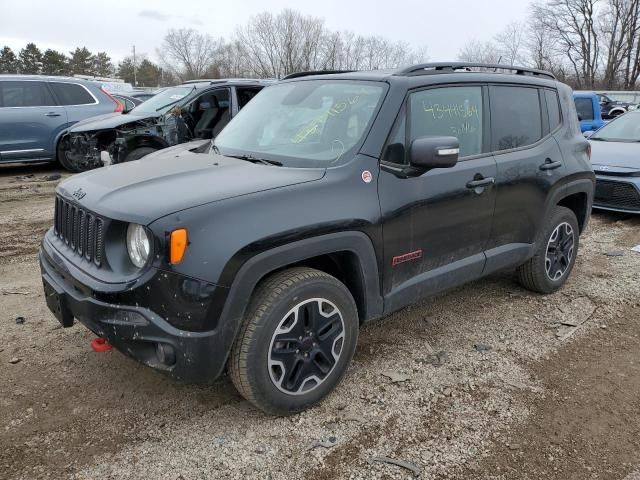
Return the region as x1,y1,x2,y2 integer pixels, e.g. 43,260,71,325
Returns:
409,136,459,170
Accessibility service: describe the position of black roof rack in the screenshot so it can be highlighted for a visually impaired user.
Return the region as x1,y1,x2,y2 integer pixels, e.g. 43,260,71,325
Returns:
395,63,556,80
282,70,355,80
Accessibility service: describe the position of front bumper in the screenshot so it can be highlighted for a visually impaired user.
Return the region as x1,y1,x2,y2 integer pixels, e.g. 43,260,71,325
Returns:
39,237,230,384
593,175,640,214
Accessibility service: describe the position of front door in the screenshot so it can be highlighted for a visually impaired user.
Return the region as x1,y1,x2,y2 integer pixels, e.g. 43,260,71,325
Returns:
379,85,497,312
0,80,66,161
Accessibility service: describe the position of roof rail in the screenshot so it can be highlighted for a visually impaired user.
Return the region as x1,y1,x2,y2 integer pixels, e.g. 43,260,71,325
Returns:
395,63,556,80
282,70,355,80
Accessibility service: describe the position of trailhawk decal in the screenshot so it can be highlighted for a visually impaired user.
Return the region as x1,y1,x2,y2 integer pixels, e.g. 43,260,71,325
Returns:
392,249,423,266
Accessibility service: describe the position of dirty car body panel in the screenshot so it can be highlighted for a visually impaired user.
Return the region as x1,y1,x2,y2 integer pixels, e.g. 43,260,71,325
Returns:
40,65,594,390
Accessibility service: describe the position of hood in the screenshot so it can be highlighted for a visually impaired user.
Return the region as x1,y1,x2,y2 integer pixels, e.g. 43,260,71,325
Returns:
56,150,325,224
69,111,160,133
590,140,640,172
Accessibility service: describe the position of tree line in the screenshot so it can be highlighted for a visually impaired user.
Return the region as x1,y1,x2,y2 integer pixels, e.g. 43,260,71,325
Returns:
3,3,640,90
156,9,428,81
458,0,640,90
0,44,164,87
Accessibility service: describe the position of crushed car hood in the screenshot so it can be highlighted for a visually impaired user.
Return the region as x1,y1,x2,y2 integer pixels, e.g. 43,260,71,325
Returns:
590,140,640,171
69,111,160,133
56,151,325,224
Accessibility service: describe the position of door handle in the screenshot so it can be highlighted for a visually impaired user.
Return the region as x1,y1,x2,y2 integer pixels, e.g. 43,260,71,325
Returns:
466,176,495,189
539,158,562,171
45,112,62,117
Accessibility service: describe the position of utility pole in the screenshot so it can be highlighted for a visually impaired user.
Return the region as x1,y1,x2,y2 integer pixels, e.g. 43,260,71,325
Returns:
132,45,137,87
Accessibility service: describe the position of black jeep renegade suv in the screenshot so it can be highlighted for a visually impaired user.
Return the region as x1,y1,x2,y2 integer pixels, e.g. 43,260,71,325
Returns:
40,63,595,415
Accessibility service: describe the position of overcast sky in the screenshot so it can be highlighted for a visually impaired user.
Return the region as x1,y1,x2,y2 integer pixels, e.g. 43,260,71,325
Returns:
0,0,532,64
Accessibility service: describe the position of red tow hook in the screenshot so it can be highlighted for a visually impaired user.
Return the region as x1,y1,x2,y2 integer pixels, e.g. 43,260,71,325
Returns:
91,337,113,353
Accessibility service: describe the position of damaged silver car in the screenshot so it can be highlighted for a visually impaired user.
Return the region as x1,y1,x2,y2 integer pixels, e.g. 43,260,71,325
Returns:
57,79,270,172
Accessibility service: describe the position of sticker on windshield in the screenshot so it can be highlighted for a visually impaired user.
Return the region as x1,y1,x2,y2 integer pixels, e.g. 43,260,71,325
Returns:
169,94,186,100
361,170,372,184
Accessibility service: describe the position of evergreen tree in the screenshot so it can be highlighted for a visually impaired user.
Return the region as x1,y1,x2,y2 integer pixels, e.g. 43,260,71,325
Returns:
42,49,69,76
0,46,20,73
118,56,161,86
19,43,42,74
92,51,114,77
68,47,93,75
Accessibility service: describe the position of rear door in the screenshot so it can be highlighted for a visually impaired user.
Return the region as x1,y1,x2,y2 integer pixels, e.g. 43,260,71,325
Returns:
0,80,66,161
484,85,566,272
48,81,105,127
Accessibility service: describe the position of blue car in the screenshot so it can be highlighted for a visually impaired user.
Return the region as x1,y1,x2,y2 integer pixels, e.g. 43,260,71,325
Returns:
0,75,123,164
573,91,606,133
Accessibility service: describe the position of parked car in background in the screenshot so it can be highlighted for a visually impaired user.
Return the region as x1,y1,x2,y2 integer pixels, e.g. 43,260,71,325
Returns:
126,90,160,102
574,91,606,133
588,110,640,214
596,93,637,119
41,63,594,414
57,79,270,171
0,75,122,164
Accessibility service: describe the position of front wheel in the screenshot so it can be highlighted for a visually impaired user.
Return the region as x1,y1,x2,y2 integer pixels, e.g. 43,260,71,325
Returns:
517,206,580,294
229,267,359,415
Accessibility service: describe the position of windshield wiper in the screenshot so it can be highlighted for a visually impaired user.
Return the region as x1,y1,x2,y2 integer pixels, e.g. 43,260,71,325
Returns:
226,154,283,166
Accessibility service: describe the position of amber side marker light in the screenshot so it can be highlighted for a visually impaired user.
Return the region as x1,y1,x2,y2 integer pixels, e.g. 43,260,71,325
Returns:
169,228,188,264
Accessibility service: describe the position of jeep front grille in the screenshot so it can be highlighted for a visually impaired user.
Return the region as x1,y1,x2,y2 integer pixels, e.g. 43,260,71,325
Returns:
594,180,640,211
54,196,104,266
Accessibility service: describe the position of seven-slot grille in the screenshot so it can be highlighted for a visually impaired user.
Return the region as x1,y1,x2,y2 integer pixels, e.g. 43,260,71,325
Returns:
594,179,640,211
53,196,104,266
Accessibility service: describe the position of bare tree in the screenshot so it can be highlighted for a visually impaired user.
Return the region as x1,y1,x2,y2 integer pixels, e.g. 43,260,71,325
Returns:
457,39,502,63
532,0,601,89
157,28,221,81
599,0,640,88
495,22,527,65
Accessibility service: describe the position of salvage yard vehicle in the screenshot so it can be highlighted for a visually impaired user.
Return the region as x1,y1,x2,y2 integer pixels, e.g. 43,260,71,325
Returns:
40,63,595,415
0,75,123,164
596,93,637,119
57,79,269,172
574,91,606,133
588,110,640,214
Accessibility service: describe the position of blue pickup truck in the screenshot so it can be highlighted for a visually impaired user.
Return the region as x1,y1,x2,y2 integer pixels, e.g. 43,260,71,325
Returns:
573,91,606,133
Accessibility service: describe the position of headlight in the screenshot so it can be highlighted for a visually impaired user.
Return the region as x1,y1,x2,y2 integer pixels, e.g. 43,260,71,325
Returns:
628,104,637,111
126,223,151,268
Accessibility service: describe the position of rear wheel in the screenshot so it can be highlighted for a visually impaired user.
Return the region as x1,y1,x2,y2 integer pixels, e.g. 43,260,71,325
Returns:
517,206,579,294
125,147,158,162
229,267,359,415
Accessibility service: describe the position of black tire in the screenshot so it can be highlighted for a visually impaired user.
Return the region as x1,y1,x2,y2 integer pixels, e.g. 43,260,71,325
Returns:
517,206,580,294
229,267,359,415
56,139,82,173
125,147,158,162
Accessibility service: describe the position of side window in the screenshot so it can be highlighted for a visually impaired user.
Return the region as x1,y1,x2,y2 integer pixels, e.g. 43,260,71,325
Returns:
237,87,262,109
545,89,562,131
490,86,542,151
574,98,594,121
49,83,96,105
409,86,483,158
0,81,56,107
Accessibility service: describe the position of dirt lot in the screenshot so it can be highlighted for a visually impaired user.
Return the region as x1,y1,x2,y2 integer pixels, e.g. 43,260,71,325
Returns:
1,162,639,480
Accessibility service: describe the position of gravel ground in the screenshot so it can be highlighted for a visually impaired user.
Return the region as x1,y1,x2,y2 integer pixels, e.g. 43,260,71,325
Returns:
0,162,639,480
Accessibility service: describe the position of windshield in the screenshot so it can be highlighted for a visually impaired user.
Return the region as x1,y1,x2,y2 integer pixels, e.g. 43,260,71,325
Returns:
214,80,385,166
591,112,640,142
130,86,193,114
